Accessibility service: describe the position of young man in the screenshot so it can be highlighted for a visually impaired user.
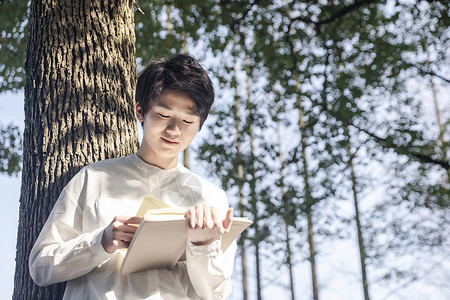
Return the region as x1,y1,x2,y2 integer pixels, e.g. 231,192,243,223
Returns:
29,54,236,300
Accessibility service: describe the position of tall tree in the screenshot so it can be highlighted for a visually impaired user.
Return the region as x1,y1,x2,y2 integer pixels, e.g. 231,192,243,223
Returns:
13,0,138,299
245,67,263,300
346,130,371,300
276,116,296,300
234,56,249,300
297,94,320,300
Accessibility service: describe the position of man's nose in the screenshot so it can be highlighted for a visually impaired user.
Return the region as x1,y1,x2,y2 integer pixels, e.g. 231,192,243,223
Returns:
166,119,181,135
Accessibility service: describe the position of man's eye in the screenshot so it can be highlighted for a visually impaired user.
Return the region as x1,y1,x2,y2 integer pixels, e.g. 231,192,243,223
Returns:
158,113,169,118
183,120,194,124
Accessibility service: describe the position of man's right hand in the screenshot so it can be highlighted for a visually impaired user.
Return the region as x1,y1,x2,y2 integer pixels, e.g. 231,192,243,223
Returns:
101,216,142,253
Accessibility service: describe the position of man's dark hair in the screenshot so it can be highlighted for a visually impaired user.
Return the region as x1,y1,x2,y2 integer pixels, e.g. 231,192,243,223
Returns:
136,54,215,129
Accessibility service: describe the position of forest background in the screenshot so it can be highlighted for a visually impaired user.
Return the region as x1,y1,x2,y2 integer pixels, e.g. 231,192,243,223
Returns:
0,0,449,299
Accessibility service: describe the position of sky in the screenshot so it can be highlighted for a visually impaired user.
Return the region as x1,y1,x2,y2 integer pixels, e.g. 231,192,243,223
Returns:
0,91,24,299
1,86,449,299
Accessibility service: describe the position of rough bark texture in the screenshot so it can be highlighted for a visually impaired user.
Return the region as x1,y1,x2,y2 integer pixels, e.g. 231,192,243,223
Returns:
13,0,138,299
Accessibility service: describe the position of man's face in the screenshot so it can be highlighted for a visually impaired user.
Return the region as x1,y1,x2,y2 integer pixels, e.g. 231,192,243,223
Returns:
136,89,200,169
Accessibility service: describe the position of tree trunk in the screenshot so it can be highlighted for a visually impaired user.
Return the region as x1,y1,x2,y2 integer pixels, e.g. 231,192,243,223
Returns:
285,222,296,300
246,66,263,300
13,0,138,299
233,54,248,300
277,120,296,300
347,134,370,300
430,78,447,162
183,148,190,168
250,126,262,300
298,97,319,300
306,209,319,300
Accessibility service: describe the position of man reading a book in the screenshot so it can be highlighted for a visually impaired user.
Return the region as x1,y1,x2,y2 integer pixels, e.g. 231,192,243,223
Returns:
29,54,237,300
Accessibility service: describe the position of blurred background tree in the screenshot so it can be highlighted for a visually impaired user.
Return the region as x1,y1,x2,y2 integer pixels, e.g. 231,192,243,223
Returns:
2,0,449,299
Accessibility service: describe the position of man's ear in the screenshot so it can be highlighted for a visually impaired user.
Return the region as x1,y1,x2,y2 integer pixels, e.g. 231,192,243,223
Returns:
136,102,144,122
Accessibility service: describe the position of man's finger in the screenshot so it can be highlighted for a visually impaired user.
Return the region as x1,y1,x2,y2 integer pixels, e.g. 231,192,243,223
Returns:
116,224,139,234
124,216,143,225
115,240,130,249
114,215,133,223
195,204,204,228
211,206,225,234
114,231,135,242
187,207,196,228
204,204,214,229
223,207,234,232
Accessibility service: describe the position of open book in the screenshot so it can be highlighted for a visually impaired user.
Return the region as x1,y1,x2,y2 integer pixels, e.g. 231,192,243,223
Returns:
120,195,253,275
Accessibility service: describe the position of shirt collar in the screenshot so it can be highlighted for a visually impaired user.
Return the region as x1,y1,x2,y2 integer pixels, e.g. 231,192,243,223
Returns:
127,153,181,175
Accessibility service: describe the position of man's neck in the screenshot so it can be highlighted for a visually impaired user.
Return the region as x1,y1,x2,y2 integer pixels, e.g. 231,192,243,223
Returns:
136,148,178,170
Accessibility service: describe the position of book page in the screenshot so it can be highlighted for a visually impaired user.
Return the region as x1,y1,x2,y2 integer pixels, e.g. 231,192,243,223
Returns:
136,195,172,217
146,207,186,216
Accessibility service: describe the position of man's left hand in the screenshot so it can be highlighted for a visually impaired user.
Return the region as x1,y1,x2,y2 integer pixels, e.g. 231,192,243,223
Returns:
186,204,234,246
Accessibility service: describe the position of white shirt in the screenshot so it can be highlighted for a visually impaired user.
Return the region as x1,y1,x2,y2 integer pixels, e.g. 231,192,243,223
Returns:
29,154,236,300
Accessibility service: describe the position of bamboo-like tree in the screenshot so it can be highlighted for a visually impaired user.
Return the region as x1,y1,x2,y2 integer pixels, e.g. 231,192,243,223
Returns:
234,51,249,300
297,93,320,300
346,129,371,300
276,113,296,300
245,65,263,300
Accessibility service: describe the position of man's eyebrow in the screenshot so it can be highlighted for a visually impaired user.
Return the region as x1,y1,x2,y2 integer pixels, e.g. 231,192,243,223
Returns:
155,103,198,116
155,103,172,110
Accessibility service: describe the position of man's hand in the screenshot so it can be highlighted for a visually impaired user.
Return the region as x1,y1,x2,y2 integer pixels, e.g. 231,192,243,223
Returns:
101,216,142,253
186,204,234,246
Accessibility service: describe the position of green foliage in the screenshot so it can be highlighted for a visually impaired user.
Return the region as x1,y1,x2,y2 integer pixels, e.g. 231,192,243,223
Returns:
0,0,28,92
2,0,449,295
0,123,22,176
191,0,450,293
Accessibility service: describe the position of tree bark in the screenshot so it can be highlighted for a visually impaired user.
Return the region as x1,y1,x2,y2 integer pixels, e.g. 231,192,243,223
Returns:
13,0,138,299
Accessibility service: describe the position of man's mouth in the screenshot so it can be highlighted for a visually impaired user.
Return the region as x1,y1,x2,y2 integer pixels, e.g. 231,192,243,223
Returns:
161,137,179,145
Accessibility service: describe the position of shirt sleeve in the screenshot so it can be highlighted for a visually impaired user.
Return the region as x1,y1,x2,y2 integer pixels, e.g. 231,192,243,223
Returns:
29,181,111,286
186,232,237,300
